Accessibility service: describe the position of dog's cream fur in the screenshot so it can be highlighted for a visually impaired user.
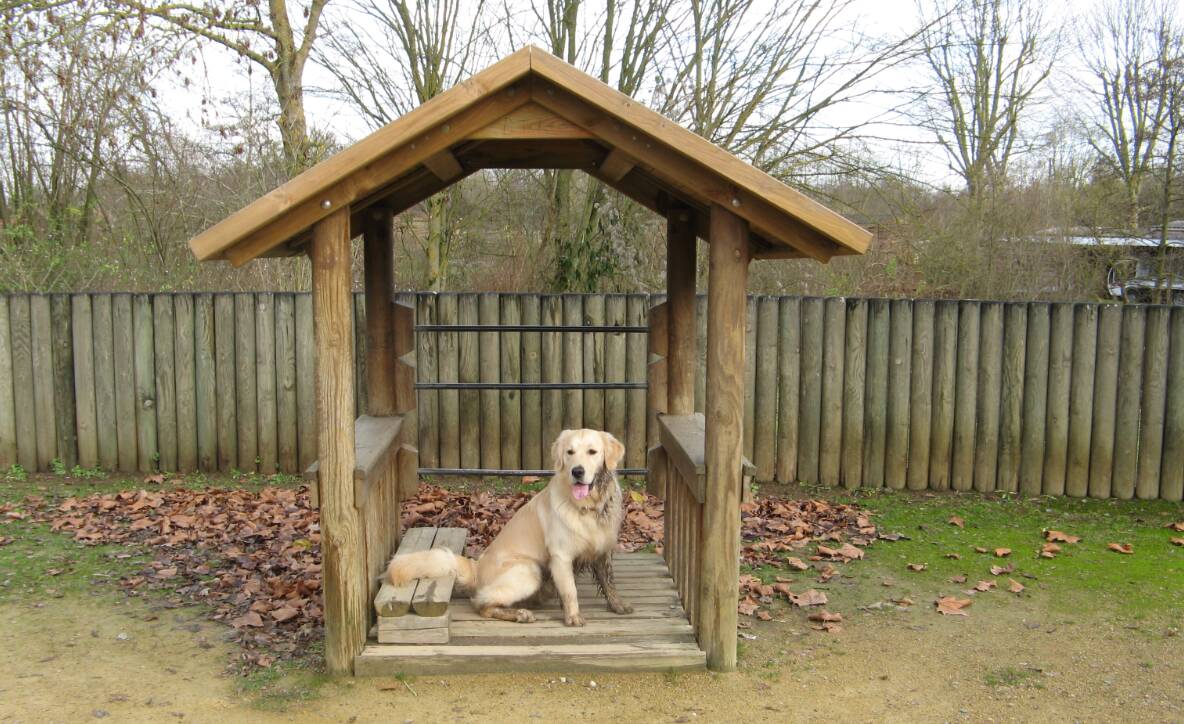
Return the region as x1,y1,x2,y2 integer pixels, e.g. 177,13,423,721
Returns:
386,429,632,626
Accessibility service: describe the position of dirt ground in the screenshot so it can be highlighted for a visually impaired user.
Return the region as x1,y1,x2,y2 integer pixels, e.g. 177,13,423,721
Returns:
2,589,1181,723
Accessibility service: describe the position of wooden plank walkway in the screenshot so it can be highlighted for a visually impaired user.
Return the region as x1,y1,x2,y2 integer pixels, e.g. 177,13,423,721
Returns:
355,552,705,675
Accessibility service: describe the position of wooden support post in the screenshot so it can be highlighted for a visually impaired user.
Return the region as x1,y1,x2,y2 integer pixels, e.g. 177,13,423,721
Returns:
646,301,668,497
667,205,697,417
363,209,397,416
699,203,749,672
311,207,367,675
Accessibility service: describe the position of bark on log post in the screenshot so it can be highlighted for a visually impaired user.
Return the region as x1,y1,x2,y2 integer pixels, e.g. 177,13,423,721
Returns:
699,203,749,672
363,209,397,416
667,205,697,417
311,207,367,675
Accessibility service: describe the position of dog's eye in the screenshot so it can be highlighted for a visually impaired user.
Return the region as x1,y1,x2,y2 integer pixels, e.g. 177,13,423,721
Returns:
566,449,574,455
588,450,597,455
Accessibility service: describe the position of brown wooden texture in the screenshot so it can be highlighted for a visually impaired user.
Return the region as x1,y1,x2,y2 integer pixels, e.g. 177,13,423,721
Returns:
972,302,1001,493
520,295,542,469
363,214,398,416
995,303,1026,493
1136,306,1169,499
907,300,935,491
666,207,697,418
311,208,367,675
458,294,480,469
626,295,648,470
1065,305,1097,497
699,204,748,672
950,301,979,492
604,295,627,449
840,298,867,489
753,296,780,481
885,300,913,489
1161,308,1184,502
70,295,97,468
275,293,299,473
437,294,460,469
819,297,845,486
646,301,668,497
563,294,584,429
1019,304,1050,496
295,292,317,471
797,298,823,483
583,294,605,430
416,295,440,468
862,299,889,488
1042,303,1073,496
9,296,37,471
255,293,279,473
0,297,16,467
91,295,119,470
928,301,958,490
194,294,218,471
774,297,800,484
479,293,501,469
152,295,177,471
174,294,199,472
30,295,56,469
132,295,157,471
500,295,522,469
50,295,78,468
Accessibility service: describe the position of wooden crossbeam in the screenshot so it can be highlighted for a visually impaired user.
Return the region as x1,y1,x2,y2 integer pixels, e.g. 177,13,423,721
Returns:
422,150,465,182
598,148,635,182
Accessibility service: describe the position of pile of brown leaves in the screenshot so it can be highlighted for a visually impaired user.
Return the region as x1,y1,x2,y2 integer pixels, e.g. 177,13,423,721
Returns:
25,481,877,667
29,486,322,671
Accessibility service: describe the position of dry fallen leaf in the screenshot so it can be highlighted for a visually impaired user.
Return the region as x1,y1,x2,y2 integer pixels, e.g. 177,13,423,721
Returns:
972,580,996,592
785,557,810,571
907,563,928,572
994,548,1012,558
945,552,962,560
935,596,972,616
1171,537,1184,547
811,622,843,633
1008,578,1025,594
948,515,965,528
1041,542,1061,558
1108,542,1133,555
755,610,773,621
950,574,968,584
990,563,1015,576
808,611,843,623
974,546,989,554
737,597,760,616
1044,530,1080,544
892,597,913,607
789,589,828,607
1166,522,1184,532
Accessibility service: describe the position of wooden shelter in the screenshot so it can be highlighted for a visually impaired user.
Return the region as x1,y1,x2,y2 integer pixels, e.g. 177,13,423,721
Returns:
189,46,870,675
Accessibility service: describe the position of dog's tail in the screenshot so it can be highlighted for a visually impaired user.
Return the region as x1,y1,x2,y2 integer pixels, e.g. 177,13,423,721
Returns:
386,549,477,590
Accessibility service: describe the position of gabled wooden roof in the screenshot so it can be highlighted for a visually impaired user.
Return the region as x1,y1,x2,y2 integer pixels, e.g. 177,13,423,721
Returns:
189,46,872,266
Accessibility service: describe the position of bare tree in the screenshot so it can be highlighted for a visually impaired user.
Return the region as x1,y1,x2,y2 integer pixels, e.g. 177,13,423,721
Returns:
918,0,1055,203
656,0,922,192
103,0,330,171
319,0,490,289
1082,0,1179,233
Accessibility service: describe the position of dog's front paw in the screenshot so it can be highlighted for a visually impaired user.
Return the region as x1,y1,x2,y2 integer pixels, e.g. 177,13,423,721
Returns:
515,608,536,623
564,612,586,627
609,601,633,615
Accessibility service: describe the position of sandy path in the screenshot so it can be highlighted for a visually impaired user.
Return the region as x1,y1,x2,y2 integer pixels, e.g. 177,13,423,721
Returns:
2,592,1180,723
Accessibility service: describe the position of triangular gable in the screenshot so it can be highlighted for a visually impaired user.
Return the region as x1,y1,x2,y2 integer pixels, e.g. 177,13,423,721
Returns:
189,46,871,266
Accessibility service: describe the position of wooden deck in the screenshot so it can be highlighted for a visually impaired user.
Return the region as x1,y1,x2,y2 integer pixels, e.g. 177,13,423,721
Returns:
355,552,706,675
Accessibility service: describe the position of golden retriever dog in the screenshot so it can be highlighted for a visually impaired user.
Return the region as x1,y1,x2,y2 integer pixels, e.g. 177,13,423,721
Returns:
387,429,632,626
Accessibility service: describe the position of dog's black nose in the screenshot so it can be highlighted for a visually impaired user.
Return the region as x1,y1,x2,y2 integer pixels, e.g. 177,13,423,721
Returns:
571,465,585,481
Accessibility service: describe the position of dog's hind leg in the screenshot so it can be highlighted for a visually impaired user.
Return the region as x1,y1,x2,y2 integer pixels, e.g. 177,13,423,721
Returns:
592,554,633,615
472,562,541,624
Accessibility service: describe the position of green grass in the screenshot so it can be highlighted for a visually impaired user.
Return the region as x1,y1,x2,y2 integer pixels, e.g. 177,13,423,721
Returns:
818,488,1183,621
235,654,331,711
0,516,151,601
984,665,1043,689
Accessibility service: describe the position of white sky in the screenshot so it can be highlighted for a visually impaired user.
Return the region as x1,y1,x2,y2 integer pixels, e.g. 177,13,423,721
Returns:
156,0,1087,189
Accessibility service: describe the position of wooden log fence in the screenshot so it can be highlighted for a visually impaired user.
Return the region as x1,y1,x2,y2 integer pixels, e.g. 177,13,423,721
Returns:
0,292,1181,501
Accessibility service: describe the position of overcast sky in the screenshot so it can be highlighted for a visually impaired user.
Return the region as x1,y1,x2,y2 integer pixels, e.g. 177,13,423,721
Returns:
158,0,1085,189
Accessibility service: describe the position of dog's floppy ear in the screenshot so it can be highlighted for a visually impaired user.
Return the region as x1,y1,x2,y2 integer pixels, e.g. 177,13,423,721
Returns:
601,431,625,472
551,430,574,472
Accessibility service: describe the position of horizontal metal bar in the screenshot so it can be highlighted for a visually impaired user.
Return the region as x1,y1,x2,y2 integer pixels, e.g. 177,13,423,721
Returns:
415,324,648,333
415,382,647,390
419,468,648,477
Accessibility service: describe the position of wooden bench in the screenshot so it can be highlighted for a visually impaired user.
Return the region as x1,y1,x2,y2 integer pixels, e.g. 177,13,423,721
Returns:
373,526,468,644
658,413,756,502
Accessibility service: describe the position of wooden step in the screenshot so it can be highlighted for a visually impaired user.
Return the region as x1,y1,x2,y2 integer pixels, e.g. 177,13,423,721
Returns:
448,617,695,646
355,641,706,675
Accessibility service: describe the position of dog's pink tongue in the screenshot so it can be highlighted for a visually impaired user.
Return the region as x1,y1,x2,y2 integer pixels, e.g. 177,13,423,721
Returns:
572,483,590,500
